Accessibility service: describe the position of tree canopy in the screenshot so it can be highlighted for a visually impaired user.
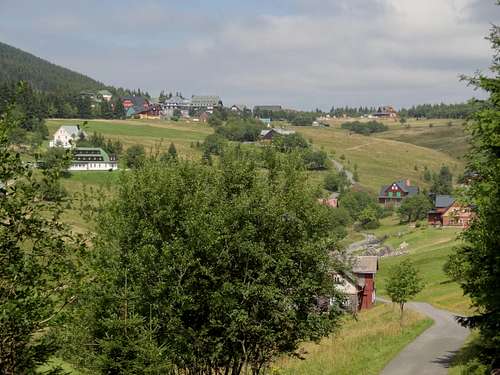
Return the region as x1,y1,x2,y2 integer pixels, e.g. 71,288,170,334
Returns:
64,149,346,374
0,87,84,373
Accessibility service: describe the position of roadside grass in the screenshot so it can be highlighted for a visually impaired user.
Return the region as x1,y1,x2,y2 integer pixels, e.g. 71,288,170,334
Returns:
448,332,490,375
373,219,471,315
46,118,213,159
293,125,463,193
276,303,433,375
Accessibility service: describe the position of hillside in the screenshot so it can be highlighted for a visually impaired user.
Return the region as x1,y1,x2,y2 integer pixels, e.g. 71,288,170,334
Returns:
372,119,470,160
0,41,105,93
293,124,464,193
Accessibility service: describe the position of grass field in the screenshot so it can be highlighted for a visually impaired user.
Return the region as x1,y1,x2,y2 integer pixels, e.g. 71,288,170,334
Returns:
371,217,471,315
276,303,432,375
293,124,463,193
47,118,213,159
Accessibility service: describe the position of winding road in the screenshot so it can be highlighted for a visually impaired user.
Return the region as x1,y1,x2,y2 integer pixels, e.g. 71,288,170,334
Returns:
379,299,469,375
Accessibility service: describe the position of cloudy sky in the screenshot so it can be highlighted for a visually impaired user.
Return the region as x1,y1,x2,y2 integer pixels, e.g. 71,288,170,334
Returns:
0,0,497,109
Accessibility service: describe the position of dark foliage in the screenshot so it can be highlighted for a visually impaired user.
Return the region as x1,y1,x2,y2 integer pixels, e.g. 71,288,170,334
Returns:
340,121,388,135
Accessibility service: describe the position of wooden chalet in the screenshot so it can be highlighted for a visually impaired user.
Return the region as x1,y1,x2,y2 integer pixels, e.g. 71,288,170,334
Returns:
378,179,419,207
428,195,473,228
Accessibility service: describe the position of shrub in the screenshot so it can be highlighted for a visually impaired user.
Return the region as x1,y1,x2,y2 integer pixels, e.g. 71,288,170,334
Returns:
340,121,388,135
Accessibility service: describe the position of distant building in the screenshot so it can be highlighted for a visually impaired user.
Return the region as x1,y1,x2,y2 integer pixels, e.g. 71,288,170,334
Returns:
163,95,191,110
378,179,419,207
70,147,118,171
259,118,272,126
98,90,113,102
318,193,339,208
372,106,398,119
191,95,222,113
122,96,151,118
253,105,283,112
259,128,295,140
230,104,248,113
49,125,86,148
428,195,473,228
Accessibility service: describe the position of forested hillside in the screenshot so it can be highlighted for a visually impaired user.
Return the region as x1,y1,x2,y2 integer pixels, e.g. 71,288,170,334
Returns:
0,41,105,93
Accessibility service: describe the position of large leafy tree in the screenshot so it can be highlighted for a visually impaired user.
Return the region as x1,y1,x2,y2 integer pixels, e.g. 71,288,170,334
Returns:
0,87,83,374
448,20,500,369
397,194,432,223
65,148,345,374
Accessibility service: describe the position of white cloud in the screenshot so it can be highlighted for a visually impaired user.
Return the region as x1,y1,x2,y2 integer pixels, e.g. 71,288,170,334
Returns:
0,0,495,108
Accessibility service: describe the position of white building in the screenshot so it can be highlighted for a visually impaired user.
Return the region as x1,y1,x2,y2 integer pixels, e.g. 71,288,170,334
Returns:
69,147,118,171
49,125,86,148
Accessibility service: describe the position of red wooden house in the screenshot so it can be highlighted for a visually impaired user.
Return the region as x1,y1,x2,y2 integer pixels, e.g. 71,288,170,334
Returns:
378,179,419,207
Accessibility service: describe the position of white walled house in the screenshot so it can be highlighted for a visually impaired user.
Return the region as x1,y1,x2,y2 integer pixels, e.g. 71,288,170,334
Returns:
69,148,118,171
49,125,87,148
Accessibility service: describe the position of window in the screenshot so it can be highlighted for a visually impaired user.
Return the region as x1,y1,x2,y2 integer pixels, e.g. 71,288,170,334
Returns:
388,192,393,197
396,192,401,198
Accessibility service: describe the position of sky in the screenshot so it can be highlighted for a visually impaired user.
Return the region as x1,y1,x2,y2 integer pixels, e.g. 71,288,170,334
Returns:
0,0,497,110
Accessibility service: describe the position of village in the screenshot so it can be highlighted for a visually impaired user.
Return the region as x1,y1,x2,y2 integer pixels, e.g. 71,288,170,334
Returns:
1,1,498,372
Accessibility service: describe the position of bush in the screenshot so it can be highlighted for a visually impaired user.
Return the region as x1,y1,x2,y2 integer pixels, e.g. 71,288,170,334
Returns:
340,121,388,135
339,191,379,221
125,144,146,169
302,149,329,170
215,118,264,142
323,171,349,192
272,133,309,152
202,134,226,156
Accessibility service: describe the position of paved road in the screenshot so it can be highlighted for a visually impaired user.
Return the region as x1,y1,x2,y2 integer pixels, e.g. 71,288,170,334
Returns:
379,300,469,375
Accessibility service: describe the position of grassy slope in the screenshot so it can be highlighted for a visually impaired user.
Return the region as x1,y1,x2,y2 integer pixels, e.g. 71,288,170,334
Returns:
373,120,469,160
293,123,463,193
277,304,432,375
372,217,471,315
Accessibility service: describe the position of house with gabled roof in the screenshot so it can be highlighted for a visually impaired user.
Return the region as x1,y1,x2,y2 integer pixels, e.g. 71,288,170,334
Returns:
428,195,473,228
98,90,113,102
378,179,419,207
49,125,87,148
70,147,118,171
259,128,295,140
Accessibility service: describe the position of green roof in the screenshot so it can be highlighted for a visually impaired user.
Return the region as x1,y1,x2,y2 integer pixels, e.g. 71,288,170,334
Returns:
98,89,112,96
73,147,111,162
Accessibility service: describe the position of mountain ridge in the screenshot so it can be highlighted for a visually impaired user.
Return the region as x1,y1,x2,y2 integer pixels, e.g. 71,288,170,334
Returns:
0,41,106,93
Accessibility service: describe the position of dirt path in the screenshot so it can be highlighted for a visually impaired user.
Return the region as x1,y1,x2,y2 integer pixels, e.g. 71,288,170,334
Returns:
330,158,355,185
379,300,469,375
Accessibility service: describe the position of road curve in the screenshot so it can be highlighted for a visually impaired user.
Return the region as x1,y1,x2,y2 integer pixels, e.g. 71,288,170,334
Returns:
379,300,469,375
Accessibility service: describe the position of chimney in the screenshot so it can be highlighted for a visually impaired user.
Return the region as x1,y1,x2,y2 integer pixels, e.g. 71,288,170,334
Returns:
406,179,411,187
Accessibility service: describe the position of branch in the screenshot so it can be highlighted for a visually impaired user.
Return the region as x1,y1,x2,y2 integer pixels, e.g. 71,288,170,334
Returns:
38,295,77,326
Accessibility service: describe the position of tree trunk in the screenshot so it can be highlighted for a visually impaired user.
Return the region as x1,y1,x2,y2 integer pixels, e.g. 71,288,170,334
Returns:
400,302,405,328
